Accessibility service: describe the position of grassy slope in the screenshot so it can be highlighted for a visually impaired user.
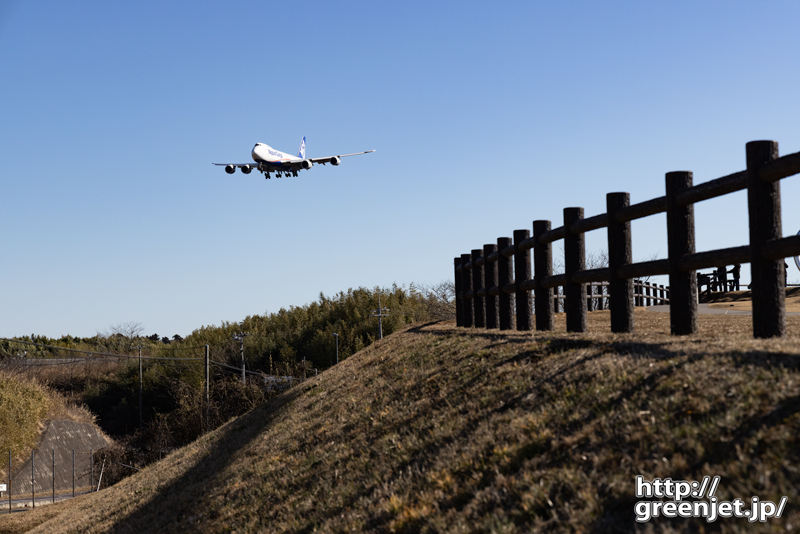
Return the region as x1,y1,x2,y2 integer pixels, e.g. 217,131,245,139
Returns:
5,310,800,533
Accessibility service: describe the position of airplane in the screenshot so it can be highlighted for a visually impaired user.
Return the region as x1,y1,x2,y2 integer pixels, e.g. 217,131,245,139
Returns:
213,137,375,179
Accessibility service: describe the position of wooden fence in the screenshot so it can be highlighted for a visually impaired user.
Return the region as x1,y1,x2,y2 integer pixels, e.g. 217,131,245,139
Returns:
550,281,669,313
454,140,800,338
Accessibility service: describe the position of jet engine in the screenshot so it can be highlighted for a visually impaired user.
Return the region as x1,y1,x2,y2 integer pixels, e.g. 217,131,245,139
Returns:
330,156,341,166
241,165,252,174
300,159,312,170
225,165,236,174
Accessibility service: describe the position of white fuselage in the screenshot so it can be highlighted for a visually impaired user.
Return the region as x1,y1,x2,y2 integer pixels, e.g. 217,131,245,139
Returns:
251,143,301,167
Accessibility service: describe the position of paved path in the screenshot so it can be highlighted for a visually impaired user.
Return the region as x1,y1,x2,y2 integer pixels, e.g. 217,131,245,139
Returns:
646,303,800,316
3,491,90,512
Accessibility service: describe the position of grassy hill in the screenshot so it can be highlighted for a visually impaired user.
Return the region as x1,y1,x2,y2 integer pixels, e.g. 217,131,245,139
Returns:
3,310,800,533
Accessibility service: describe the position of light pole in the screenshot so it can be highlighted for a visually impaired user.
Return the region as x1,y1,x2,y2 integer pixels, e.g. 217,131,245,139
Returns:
332,333,339,365
138,345,142,429
232,332,250,384
370,294,391,340
130,344,143,429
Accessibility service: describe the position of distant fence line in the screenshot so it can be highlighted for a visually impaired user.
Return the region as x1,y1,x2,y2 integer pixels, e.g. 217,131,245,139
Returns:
3,448,97,512
550,281,669,314
455,140,800,338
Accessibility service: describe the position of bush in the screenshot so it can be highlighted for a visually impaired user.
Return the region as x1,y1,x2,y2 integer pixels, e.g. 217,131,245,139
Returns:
0,373,51,459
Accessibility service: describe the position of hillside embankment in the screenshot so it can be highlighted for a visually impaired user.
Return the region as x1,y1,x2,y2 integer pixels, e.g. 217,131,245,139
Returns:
0,374,100,493
3,310,800,533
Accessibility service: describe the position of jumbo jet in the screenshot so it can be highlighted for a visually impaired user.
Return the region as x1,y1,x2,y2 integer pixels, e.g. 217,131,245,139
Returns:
213,137,375,179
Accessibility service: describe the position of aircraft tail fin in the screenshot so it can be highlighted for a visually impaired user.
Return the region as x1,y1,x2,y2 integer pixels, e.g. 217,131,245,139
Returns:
297,136,306,159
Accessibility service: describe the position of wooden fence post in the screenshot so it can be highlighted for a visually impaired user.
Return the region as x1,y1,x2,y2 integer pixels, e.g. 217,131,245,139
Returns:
747,140,785,338
587,283,594,312
471,249,486,328
564,208,587,332
483,244,499,329
533,220,554,331
461,253,474,327
607,192,634,332
514,230,532,331
666,171,698,335
497,238,514,330
454,258,463,327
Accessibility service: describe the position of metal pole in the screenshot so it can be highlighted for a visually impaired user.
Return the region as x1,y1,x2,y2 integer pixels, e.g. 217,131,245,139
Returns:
52,449,54,503
204,345,209,430
240,337,245,384
371,294,390,340
138,346,143,429
31,450,34,509
332,333,339,365
72,449,75,498
8,450,11,514
96,459,104,492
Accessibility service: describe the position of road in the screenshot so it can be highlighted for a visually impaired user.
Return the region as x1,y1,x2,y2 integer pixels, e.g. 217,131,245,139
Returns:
1,490,91,512
646,303,800,315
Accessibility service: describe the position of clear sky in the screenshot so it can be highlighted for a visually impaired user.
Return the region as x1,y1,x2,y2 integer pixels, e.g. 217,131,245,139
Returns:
2,1,800,339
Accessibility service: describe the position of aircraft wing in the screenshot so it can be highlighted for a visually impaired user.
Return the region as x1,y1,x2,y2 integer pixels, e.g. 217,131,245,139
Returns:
212,163,254,167
308,150,376,165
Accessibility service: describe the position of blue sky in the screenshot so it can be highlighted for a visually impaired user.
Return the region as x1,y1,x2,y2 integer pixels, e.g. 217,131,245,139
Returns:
2,1,800,338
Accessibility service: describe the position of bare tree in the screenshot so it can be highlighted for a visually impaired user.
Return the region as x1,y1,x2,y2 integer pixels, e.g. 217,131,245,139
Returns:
99,321,144,352
418,280,456,320
586,249,609,270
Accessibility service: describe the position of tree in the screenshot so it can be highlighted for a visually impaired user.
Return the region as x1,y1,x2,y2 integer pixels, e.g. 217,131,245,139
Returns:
418,281,456,320
99,321,144,352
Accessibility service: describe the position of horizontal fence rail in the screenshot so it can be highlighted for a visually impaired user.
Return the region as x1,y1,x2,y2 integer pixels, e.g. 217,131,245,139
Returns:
454,140,800,338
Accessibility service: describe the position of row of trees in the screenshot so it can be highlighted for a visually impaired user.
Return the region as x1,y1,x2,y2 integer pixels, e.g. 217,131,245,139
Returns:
181,283,454,374
1,283,455,437
0,323,184,360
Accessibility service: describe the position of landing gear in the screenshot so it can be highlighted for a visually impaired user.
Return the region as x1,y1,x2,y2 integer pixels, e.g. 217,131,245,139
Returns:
292,171,298,177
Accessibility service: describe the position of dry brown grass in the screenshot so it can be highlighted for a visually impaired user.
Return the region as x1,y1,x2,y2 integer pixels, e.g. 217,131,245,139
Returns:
0,374,51,470
3,311,800,533
705,286,800,312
